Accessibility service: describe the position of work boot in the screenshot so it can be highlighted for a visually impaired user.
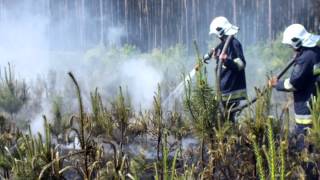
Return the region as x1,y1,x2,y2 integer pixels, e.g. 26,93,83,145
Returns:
293,124,312,151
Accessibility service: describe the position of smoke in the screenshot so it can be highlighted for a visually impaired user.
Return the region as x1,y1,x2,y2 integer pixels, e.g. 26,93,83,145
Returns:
0,2,50,78
30,115,46,135
0,1,167,135
244,49,269,96
107,26,125,47
0,1,279,135
119,59,162,109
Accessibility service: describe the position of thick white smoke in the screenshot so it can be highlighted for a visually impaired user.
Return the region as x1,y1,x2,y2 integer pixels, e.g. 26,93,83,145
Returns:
0,4,50,78
119,59,162,109
0,1,166,135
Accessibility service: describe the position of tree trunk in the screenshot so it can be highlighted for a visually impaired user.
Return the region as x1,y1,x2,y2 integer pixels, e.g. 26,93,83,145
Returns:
125,0,128,43
80,0,85,48
99,0,104,45
184,0,188,51
160,0,164,50
233,0,237,25
268,0,272,40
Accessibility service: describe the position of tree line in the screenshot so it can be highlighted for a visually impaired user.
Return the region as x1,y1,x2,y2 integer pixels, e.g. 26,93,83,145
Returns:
0,0,319,51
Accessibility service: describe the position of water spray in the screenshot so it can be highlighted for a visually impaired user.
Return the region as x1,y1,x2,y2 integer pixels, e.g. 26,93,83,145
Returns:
162,36,234,111
162,67,197,108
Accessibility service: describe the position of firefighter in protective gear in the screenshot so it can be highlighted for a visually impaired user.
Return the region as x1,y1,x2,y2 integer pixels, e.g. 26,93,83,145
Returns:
269,24,320,155
204,16,247,122
270,24,320,131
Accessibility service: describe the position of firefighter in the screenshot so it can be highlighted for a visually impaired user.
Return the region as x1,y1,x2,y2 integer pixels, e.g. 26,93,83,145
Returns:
204,16,247,122
269,24,320,179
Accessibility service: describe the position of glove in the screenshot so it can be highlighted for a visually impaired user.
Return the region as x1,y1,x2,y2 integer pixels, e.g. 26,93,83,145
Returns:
203,48,215,64
203,54,211,64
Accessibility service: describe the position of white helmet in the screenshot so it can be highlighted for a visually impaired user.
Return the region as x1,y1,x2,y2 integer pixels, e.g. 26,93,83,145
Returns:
209,16,239,38
282,24,320,49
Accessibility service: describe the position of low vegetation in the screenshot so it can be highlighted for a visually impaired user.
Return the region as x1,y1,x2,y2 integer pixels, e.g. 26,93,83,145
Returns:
0,36,319,179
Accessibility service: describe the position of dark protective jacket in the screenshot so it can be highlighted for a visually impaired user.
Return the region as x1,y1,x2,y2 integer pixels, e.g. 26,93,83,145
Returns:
215,37,247,102
276,46,320,125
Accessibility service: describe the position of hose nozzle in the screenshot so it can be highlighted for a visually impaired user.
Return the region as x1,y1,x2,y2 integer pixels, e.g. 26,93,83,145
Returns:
203,48,215,63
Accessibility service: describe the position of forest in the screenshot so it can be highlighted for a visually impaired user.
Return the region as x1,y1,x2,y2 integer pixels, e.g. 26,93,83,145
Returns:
0,0,320,179
1,0,319,51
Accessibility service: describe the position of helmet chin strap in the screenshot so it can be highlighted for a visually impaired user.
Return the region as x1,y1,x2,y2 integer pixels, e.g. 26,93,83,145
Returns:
292,45,302,52
293,39,302,49
219,35,228,41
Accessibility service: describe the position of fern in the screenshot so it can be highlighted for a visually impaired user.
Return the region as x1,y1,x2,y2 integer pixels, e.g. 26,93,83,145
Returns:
266,117,276,180
251,134,266,180
279,140,286,180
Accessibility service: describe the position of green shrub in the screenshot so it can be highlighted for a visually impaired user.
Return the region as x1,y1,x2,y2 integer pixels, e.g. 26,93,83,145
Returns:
0,64,28,117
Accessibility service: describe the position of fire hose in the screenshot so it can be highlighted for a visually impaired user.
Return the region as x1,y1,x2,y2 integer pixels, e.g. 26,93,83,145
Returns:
230,53,297,114
216,36,233,103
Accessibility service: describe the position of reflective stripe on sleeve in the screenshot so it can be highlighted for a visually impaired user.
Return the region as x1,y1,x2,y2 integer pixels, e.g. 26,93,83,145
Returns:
284,78,295,91
313,63,320,76
234,58,245,70
295,114,312,125
222,89,247,101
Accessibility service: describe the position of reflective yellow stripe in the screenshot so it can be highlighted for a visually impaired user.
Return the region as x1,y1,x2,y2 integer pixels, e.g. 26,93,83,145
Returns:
313,63,320,76
222,89,247,101
295,114,312,125
295,118,312,125
314,68,320,76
